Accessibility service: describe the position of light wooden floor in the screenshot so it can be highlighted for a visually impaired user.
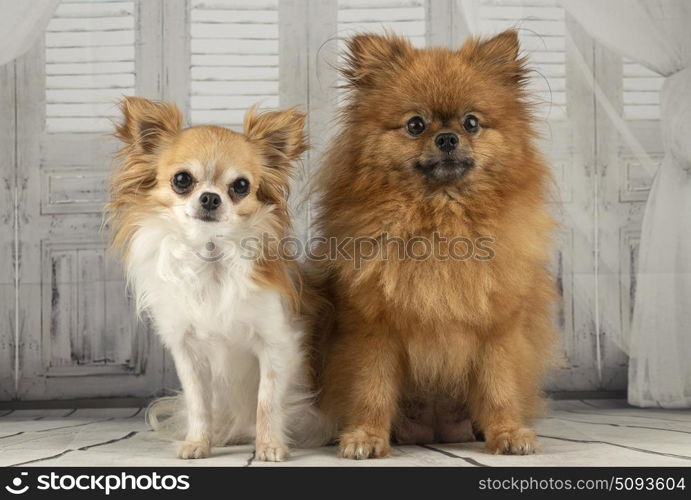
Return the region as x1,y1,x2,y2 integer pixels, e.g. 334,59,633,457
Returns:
1,400,690,467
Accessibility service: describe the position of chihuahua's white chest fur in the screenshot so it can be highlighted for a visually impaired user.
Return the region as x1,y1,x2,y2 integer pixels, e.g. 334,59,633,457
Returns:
129,220,270,343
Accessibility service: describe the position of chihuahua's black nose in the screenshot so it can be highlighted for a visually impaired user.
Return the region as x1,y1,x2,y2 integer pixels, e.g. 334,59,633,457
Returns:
200,192,221,211
435,133,459,153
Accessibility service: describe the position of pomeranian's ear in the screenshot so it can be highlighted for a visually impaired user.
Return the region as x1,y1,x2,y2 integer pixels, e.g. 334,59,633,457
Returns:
342,33,413,88
243,107,307,164
115,96,183,154
464,30,527,85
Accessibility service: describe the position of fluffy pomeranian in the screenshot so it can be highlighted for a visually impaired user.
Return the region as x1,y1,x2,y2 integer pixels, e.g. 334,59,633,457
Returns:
311,30,556,458
107,97,330,461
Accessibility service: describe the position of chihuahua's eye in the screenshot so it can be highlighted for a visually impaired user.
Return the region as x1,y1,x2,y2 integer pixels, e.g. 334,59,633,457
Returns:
230,177,250,198
172,171,194,194
406,116,426,137
462,114,480,135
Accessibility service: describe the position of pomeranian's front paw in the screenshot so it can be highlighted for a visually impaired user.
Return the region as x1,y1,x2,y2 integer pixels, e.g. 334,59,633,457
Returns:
176,440,211,459
485,427,536,455
339,428,390,459
255,441,289,462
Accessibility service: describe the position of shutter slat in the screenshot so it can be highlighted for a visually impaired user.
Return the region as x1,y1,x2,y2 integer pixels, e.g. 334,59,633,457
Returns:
54,2,134,18
190,23,278,39
191,39,278,56
47,88,131,103
192,81,279,96
47,62,134,75
192,66,278,81
192,54,278,67
46,30,135,48
191,95,279,110
192,9,278,23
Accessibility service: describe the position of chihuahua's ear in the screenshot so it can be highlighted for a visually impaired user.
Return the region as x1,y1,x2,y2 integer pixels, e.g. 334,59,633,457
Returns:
464,30,527,84
342,33,413,88
244,107,307,206
243,107,308,165
115,96,183,154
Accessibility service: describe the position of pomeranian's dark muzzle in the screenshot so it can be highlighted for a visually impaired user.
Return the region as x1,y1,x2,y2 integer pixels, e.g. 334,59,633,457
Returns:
415,153,475,184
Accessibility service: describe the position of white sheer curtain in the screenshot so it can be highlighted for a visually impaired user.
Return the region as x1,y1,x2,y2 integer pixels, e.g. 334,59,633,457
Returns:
562,0,691,408
0,0,60,66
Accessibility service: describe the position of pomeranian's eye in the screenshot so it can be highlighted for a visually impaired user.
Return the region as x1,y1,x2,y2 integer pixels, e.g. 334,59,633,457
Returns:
230,177,250,198
171,171,194,194
462,114,480,135
406,116,426,137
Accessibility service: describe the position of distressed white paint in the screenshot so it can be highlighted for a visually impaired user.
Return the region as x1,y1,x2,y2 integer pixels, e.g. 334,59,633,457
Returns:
0,0,663,399
0,60,16,399
8,1,168,400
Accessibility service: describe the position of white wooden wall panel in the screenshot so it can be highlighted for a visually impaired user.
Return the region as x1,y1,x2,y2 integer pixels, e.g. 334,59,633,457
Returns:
279,0,338,242
0,62,16,399
0,0,667,399
596,48,662,390
160,0,190,391
12,1,167,400
190,0,279,128
465,1,599,390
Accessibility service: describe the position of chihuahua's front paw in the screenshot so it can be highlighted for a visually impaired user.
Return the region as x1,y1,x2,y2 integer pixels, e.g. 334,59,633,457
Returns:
255,441,289,462
339,428,390,460
176,440,211,459
485,426,536,455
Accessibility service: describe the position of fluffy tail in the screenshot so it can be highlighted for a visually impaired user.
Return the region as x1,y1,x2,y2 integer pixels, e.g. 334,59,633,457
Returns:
145,395,187,442
145,391,335,448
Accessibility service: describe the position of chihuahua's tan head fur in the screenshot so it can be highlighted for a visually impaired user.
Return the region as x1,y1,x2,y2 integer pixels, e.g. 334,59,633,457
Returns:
107,97,307,309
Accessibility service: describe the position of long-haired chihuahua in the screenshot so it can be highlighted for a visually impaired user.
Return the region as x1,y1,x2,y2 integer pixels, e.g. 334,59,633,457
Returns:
107,97,329,461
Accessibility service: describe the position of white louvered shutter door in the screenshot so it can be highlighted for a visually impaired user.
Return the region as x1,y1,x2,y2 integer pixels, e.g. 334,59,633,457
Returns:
190,0,280,129
45,1,136,133
15,0,166,399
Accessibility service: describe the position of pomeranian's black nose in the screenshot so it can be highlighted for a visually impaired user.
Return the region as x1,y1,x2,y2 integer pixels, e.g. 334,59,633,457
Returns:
435,133,459,153
200,192,221,211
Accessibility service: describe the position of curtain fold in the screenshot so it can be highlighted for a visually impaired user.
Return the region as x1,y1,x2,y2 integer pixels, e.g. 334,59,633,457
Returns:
562,0,691,407
0,0,60,67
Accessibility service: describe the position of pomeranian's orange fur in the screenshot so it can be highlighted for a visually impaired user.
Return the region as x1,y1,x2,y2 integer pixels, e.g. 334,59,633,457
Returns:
310,30,557,458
